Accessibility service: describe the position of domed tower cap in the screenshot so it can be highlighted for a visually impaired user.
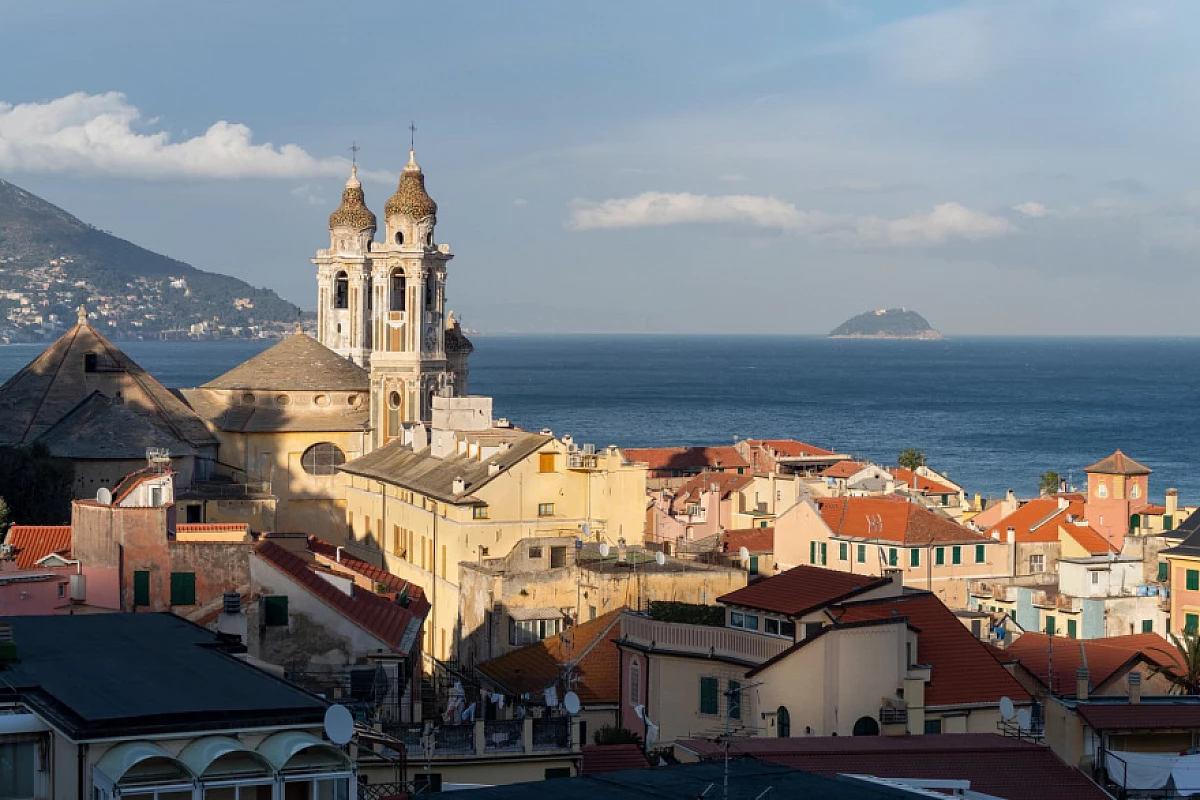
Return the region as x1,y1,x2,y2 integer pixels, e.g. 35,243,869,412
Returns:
385,149,438,220
329,165,377,231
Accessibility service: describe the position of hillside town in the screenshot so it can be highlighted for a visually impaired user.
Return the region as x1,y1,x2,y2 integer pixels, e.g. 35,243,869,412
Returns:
0,146,1195,800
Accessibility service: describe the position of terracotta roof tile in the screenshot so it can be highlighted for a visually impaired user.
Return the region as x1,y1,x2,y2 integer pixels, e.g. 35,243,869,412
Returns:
674,471,753,503
985,497,1076,543
4,525,71,569
624,446,748,472
890,468,957,496
721,527,774,554
819,461,866,479
306,536,429,616
580,744,650,775
1084,449,1152,476
254,540,424,654
832,593,1031,707
476,608,625,704
717,564,891,616
745,439,836,458
1075,701,1200,731
1059,522,1117,555
1003,632,1182,694
818,496,987,546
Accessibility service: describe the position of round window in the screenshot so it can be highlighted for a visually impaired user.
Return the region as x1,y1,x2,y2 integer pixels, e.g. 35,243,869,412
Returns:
314,394,329,407
301,443,346,476
242,393,255,404
276,394,291,406
388,391,402,410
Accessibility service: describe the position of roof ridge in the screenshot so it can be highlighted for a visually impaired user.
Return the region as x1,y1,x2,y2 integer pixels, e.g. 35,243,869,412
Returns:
18,322,81,443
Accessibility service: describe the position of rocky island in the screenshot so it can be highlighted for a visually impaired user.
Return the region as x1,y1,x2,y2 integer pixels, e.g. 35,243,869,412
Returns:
829,308,943,340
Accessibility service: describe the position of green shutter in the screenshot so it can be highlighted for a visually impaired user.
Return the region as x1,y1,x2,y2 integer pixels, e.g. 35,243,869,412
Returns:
728,680,741,720
1165,515,1174,531
1143,619,1154,634
857,544,866,563
700,677,719,715
888,548,897,567
910,548,920,568
820,542,827,565
169,572,196,606
749,556,760,576
1187,614,1199,635
924,718,942,734
1045,616,1056,636
1067,619,1077,639
810,541,816,564
839,542,848,561
1188,570,1199,592
952,546,962,565
1158,562,1169,582
264,595,289,627
935,547,945,566
975,544,985,563
133,570,150,607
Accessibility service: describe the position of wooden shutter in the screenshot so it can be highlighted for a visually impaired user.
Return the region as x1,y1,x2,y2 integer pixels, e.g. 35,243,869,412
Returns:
133,571,150,607
170,572,196,606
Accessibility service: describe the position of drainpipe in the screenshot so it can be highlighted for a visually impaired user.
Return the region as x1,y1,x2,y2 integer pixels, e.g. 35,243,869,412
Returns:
77,743,87,800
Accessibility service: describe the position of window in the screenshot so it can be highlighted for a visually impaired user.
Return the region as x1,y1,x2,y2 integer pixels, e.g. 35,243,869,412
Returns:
390,270,406,311
1091,571,1100,585
1188,570,1199,592
924,718,943,734
539,453,556,473
84,352,98,372
803,621,825,640
170,572,196,606
510,617,563,646
538,503,554,517
1188,614,1200,635
1045,616,1056,636
777,706,791,737
764,618,795,638
334,272,349,308
1067,619,1077,639
630,658,641,704
1143,619,1154,633
550,546,567,568
810,541,827,565
728,680,742,720
1030,554,1045,573
975,544,986,564
700,677,719,715
1131,482,1141,499
57,582,66,598
545,768,571,780
910,548,920,568
133,570,150,607
857,544,866,563
529,546,543,559
749,555,760,576
888,548,897,567
425,278,436,310
473,506,489,519
1097,483,1108,499
1159,562,1169,582
839,542,848,561
301,443,346,476
263,595,289,627
935,547,945,566
150,486,162,507
0,741,34,799
729,611,759,631
952,546,962,565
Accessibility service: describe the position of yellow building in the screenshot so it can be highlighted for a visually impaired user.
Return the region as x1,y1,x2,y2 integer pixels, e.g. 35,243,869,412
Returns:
339,395,648,662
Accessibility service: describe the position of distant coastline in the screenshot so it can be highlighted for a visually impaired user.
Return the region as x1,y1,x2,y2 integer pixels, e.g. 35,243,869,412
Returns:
829,331,944,341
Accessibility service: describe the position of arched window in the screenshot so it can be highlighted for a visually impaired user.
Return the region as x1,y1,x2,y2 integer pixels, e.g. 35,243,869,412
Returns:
776,706,790,737
390,270,406,312
365,277,373,311
395,231,404,245
425,278,435,309
425,232,434,246
300,443,346,476
852,716,880,736
333,272,349,309
629,657,641,705
387,389,403,438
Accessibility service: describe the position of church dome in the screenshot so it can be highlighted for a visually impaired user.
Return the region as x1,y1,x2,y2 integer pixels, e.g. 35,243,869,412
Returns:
385,150,438,220
328,166,377,231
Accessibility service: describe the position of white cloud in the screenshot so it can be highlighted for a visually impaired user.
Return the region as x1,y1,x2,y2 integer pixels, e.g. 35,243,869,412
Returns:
290,185,325,206
0,92,379,181
1013,201,1049,218
567,192,1015,247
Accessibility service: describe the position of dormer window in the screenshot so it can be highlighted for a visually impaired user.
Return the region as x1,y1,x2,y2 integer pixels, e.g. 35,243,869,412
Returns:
83,352,97,373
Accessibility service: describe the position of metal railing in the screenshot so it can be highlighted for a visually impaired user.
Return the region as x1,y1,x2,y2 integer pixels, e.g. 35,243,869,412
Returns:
621,614,791,664
879,706,908,726
484,719,524,752
533,717,570,750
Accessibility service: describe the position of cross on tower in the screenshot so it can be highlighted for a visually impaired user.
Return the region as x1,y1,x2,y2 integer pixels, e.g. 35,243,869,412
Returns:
349,141,360,166
409,122,417,151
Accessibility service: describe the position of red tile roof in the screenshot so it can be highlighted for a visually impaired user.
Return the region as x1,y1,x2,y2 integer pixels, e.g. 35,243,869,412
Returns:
1084,449,1152,476
1003,632,1182,695
832,593,1031,706
890,468,957,496
745,439,836,458
254,540,424,654
675,734,1108,800
819,461,866,479
817,496,987,546
721,527,774,555
717,564,892,616
675,470,753,503
1075,701,1200,731
624,446,748,472
306,535,429,616
476,608,625,705
580,744,651,775
112,467,167,503
1060,521,1118,554
5,525,72,569
984,498,1116,553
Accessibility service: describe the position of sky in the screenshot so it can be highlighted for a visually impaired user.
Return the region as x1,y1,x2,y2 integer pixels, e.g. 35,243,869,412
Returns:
3,0,1200,335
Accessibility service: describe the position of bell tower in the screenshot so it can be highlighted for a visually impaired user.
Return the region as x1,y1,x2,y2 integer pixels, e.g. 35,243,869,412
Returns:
315,165,375,365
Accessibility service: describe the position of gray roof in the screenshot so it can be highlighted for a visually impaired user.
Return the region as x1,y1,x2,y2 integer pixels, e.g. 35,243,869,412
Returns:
0,319,217,448
202,332,369,391
36,392,201,458
181,388,369,433
1161,510,1200,557
428,760,921,799
340,431,551,504
0,613,327,739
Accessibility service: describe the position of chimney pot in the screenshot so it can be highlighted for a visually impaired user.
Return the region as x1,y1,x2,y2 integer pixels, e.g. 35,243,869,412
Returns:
222,592,242,615
1076,666,1090,701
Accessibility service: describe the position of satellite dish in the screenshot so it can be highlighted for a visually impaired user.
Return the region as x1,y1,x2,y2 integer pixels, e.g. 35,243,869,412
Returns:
599,542,610,557
324,704,354,745
1016,708,1032,731
999,696,1015,721
739,546,750,561
582,522,591,538
96,487,112,506
655,551,666,566
563,691,582,715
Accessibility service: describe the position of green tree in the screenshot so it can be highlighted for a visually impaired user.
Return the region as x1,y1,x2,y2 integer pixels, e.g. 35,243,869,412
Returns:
593,725,643,746
1038,471,1062,496
1151,632,1200,695
0,444,73,525
898,448,926,471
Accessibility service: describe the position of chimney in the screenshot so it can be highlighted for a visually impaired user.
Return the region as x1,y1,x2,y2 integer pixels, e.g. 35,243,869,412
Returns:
1006,527,1016,545
222,591,242,615
335,546,343,564
1076,667,1090,701
1167,489,1179,519
1128,670,1142,704
452,476,466,495
488,463,501,476
617,538,628,563
882,567,904,584
1006,488,1016,503
1058,496,1069,510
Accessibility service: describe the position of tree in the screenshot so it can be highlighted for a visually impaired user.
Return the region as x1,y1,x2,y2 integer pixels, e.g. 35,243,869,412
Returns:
1150,632,1200,695
593,725,643,746
0,444,73,525
898,448,926,471
1038,471,1062,496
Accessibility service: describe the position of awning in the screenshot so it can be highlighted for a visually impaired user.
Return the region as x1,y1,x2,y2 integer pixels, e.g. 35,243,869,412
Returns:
178,736,273,780
256,731,351,773
508,607,564,622
96,741,193,785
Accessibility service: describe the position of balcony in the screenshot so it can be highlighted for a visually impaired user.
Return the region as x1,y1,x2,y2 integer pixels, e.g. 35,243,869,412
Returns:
620,614,792,665
386,717,578,760
567,453,600,471
879,705,908,726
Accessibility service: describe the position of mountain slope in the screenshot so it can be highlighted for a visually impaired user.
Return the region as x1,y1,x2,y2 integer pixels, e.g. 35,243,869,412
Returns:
0,178,298,339
829,308,943,340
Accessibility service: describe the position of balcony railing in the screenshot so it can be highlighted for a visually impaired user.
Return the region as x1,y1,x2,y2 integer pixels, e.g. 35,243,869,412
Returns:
620,614,792,665
385,718,578,759
567,453,600,470
533,717,570,750
484,719,524,752
879,706,908,726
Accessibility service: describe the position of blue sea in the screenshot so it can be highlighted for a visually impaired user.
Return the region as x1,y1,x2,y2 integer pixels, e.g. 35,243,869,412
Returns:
1,335,1196,502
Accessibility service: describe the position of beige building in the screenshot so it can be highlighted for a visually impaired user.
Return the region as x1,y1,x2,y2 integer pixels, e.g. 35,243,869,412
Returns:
338,395,648,662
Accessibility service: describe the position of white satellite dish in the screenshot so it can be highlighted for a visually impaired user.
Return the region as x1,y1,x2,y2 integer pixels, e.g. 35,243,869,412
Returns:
96,487,112,506
655,551,666,566
324,704,354,745
1016,708,1032,731
739,546,750,561
599,542,610,558
999,696,1015,721
563,691,582,715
